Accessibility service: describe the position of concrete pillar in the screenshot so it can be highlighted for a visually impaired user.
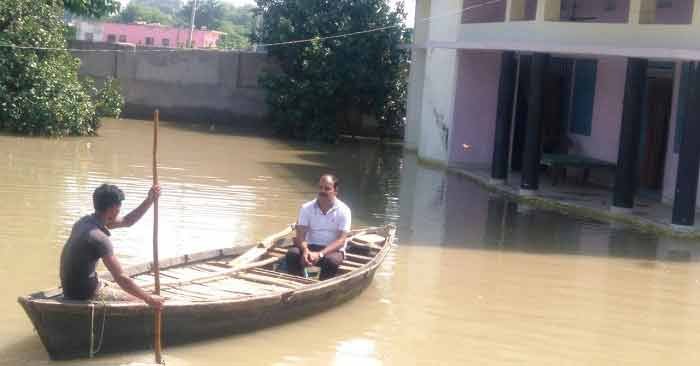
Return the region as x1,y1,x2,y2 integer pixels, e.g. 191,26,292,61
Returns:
511,55,531,172
629,0,656,24
672,62,700,227
520,53,549,193
535,0,561,21
413,0,431,45
627,0,641,24
506,0,526,21
405,49,427,151
612,58,648,210
491,51,517,182
405,0,431,151
693,0,700,25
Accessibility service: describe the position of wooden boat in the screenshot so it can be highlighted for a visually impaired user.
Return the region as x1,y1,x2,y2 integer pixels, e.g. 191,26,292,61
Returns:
18,224,395,360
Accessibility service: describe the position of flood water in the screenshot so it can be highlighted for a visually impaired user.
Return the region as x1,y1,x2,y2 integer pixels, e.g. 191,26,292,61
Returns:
2,119,700,365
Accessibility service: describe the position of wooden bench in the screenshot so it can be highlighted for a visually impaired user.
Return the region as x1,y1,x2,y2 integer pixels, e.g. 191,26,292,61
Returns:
540,153,616,185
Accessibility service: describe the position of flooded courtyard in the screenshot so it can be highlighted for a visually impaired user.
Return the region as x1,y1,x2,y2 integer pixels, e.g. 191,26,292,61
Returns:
1,119,700,365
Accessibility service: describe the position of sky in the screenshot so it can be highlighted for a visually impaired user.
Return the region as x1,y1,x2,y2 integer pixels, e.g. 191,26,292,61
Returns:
121,0,416,26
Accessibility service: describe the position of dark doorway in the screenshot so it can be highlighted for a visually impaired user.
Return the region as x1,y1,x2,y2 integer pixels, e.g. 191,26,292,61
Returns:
511,56,573,171
639,63,673,195
542,58,574,154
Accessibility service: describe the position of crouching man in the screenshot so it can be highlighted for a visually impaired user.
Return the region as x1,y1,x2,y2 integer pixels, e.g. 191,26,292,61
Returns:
60,184,164,308
285,174,351,280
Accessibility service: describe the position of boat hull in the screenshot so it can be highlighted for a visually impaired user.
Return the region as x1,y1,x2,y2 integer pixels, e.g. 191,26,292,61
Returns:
18,225,394,360
20,267,375,360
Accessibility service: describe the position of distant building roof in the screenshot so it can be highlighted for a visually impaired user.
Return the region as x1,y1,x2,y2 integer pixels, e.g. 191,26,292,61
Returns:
96,21,224,35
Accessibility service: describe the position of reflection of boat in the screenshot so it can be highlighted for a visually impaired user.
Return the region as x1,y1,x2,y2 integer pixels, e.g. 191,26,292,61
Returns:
18,225,395,360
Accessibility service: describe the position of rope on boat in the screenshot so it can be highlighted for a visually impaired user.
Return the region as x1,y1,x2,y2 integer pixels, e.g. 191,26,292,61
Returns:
89,304,94,357
88,300,108,358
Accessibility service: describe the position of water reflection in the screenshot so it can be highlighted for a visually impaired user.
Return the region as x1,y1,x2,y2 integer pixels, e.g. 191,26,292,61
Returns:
396,153,700,263
332,338,379,366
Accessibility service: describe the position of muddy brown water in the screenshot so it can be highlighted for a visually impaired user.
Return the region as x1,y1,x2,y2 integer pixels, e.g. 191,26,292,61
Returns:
1,119,700,365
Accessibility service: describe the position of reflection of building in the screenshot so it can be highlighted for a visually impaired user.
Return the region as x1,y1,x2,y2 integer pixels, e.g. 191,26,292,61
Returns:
398,145,700,265
74,21,222,48
398,153,449,245
406,0,700,227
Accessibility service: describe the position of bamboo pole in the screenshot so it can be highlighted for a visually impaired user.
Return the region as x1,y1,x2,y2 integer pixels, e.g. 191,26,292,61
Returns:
152,110,163,364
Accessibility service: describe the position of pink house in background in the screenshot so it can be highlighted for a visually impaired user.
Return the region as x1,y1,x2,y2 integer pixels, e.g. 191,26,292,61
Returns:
75,21,223,48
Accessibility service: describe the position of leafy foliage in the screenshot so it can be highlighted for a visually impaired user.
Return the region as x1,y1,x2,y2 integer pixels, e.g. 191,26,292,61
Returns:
254,0,408,142
0,0,123,136
113,3,176,25
180,0,255,49
179,0,225,29
62,0,121,18
216,5,256,49
130,0,182,17
95,78,125,118
217,22,252,49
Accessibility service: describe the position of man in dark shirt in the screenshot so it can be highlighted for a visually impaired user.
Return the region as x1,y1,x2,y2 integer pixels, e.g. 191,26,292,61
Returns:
60,184,164,308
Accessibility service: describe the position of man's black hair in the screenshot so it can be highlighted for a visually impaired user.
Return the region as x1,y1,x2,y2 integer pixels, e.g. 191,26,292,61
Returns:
321,174,339,190
93,184,125,212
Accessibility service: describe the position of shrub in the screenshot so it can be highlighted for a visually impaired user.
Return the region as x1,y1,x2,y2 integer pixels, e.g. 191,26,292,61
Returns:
0,0,118,136
95,78,125,119
254,0,408,142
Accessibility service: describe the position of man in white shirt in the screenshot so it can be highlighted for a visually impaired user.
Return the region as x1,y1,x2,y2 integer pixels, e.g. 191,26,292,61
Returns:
285,174,351,280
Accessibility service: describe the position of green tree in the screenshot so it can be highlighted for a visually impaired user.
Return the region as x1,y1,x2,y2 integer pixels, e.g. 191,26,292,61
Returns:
114,3,175,24
216,5,255,49
177,1,255,49
254,0,408,142
179,0,225,29
62,0,121,18
130,0,182,17
217,21,251,49
0,0,123,136
226,4,256,26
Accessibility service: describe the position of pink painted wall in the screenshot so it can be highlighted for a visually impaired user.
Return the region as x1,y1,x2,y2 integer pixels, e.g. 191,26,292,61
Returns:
568,57,627,163
102,22,221,48
655,0,693,24
449,50,502,166
560,0,629,23
462,0,506,23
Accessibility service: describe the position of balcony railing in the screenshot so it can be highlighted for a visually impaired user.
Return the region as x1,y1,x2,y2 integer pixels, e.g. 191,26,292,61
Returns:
459,0,696,25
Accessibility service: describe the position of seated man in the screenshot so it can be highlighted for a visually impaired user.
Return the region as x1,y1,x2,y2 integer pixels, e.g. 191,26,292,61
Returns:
60,184,164,308
285,174,351,280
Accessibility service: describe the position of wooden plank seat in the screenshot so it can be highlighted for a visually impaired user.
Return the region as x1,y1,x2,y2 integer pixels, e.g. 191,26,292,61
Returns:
235,273,304,289
352,233,386,245
344,252,372,263
249,268,318,284
540,153,616,185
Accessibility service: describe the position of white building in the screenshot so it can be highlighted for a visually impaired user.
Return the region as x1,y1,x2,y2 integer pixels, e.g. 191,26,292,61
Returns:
406,0,700,226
